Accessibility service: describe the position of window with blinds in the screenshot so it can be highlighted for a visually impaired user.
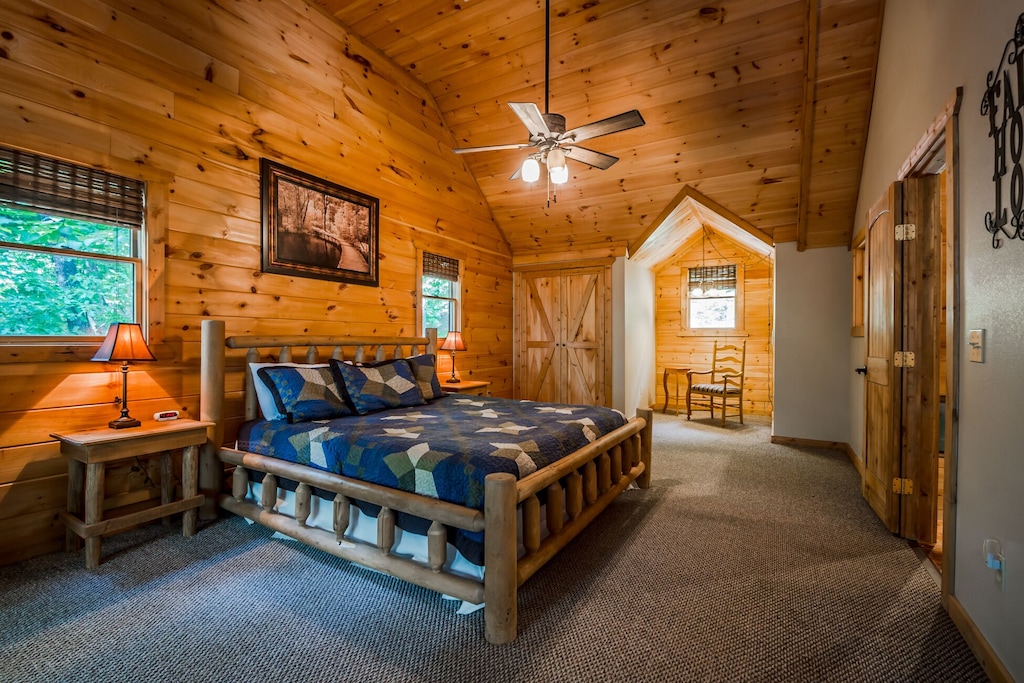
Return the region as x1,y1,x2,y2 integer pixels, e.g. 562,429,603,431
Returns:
687,264,738,329
420,251,461,338
0,145,145,338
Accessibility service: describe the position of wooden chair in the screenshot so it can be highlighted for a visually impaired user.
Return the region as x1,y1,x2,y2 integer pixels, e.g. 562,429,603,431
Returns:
686,340,746,426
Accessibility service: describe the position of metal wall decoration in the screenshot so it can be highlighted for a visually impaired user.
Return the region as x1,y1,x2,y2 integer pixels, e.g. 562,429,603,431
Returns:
260,158,379,285
981,13,1024,248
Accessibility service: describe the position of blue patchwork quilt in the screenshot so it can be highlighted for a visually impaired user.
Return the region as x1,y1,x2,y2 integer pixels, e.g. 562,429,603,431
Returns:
236,395,627,565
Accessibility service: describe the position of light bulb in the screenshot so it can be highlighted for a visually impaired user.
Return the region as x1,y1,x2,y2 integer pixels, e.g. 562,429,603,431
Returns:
521,157,540,183
550,164,569,185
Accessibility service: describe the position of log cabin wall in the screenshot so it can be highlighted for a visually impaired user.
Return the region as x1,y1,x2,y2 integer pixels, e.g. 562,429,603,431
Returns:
0,0,512,565
654,231,774,417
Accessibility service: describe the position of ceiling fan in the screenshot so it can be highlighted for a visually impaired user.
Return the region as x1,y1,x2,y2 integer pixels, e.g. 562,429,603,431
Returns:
451,0,645,186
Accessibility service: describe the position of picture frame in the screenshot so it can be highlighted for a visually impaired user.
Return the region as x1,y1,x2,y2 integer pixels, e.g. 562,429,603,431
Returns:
260,158,379,286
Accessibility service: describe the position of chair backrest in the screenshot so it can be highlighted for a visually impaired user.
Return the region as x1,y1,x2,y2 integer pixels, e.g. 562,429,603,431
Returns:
711,340,746,385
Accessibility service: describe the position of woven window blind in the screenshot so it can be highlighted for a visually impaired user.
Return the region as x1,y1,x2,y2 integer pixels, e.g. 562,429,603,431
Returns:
423,251,460,282
688,264,737,294
0,145,144,228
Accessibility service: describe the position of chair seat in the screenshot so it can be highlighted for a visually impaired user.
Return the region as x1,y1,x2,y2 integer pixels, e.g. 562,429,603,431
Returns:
690,383,740,395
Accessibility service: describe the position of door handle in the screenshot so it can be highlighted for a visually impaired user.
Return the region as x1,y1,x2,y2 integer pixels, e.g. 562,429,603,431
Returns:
855,366,867,375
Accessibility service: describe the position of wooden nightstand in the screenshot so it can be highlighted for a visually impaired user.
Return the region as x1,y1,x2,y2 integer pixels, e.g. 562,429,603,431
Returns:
441,380,492,396
52,419,213,569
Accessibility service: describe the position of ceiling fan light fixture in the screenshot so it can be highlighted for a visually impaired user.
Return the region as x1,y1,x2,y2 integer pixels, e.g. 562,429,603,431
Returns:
546,148,566,173
521,157,540,183
550,164,569,185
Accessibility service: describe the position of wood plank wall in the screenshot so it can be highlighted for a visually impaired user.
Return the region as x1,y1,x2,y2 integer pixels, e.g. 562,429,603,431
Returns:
654,231,774,417
0,0,512,565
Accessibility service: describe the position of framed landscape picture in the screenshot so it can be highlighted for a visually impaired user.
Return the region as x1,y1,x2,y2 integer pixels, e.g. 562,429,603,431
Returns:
260,158,379,286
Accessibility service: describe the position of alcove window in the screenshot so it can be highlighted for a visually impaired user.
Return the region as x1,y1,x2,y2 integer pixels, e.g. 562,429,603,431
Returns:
686,264,738,329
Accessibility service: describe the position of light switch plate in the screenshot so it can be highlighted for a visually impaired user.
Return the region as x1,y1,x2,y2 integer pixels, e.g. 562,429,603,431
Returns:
968,329,984,363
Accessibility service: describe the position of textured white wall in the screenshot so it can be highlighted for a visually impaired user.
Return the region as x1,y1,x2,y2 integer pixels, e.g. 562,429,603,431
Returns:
773,243,852,443
855,1,1024,675
612,256,656,417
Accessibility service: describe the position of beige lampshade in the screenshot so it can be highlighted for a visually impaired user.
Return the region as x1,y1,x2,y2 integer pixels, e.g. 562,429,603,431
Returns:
92,322,156,363
440,331,466,352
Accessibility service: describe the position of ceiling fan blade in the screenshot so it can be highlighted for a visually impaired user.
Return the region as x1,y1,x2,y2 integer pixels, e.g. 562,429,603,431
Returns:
562,109,645,145
563,145,619,170
453,143,531,154
508,102,550,137
509,166,522,181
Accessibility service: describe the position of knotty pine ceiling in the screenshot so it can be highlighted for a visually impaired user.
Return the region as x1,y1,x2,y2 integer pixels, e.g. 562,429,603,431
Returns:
315,0,883,256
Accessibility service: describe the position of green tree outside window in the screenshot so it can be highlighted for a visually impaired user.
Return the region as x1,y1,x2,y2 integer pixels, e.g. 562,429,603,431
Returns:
0,206,139,337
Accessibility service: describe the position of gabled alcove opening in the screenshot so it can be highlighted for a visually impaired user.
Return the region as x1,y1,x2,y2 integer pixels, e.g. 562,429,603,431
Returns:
626,186,776,420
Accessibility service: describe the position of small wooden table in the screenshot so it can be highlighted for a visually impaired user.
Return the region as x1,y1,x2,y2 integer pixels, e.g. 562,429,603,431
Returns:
441,379,492,396
52,419,212,569
662,367,690,415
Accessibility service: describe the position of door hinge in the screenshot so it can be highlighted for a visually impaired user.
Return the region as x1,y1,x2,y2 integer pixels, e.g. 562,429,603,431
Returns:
892,477,914,495
893,351,916,367
895,223,916,240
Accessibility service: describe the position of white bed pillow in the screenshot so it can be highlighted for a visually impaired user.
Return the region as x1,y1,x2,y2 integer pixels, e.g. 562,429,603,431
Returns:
249,362,331,420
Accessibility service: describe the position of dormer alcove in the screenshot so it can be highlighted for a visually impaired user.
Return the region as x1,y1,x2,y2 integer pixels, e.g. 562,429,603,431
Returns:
626,187,775,420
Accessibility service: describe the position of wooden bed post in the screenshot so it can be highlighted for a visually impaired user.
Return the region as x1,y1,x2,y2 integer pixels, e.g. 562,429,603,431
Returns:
425,327,438,356
637,408,653,489
199,319,226,520
483,472,517,644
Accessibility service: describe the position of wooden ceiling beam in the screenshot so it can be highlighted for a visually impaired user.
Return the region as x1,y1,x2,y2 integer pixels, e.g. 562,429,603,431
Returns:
796,0,820,253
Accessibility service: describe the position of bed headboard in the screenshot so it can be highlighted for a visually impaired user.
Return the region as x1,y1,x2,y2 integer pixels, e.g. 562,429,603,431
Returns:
198,320,437,517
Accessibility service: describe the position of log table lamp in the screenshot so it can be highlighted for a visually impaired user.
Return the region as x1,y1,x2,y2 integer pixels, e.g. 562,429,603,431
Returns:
92,322,156,428
440,330,466,383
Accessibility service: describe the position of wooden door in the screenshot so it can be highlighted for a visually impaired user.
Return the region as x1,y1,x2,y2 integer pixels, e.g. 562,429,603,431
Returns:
863,183,902,532
562,268,605,405
899,174,942,543
517,272,561,402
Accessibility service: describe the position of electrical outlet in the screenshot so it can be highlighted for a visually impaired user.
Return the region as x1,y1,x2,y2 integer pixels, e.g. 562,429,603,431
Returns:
968,329,985,363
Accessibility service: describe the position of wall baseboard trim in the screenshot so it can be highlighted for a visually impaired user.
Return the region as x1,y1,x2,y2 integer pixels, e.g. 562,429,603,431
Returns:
841,442,864,478
770,434,847,450
947,594,1014,683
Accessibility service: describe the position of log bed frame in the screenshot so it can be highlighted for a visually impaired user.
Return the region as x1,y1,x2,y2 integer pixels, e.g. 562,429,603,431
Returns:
197,319,652,644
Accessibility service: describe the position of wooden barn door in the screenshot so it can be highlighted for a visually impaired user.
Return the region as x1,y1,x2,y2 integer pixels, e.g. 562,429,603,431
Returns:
517,272,562,403
562,268,605,405
863,178,942,543
863,184,901,532
515,266,608,406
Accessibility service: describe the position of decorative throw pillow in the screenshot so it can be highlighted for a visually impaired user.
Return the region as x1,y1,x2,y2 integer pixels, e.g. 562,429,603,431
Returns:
406,353,444,400
330,358,426,415
250,362,332,420
255,365,351,423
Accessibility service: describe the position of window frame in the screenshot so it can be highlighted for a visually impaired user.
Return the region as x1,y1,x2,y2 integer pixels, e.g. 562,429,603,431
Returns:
679,259,747,337
0,145,167,362
417,249,463,338
0,214,146,343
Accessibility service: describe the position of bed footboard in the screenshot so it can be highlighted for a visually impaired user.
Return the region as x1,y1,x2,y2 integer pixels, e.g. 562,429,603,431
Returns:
198,319,653,644
484,409,652,643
